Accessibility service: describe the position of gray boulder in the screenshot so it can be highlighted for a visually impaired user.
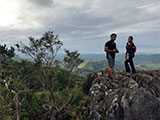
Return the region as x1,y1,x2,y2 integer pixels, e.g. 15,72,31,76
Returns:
82,70,160,120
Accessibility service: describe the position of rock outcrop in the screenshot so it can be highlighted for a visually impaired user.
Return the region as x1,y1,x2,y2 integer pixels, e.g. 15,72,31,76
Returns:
82,70,160,120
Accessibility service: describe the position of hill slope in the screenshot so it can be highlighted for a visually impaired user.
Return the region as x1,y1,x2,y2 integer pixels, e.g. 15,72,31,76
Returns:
77,54,160,76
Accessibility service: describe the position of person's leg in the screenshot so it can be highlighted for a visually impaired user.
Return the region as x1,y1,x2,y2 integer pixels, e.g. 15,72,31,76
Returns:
129,58,136,73
108,67,113,78
125,59,130,73
108,58,114,78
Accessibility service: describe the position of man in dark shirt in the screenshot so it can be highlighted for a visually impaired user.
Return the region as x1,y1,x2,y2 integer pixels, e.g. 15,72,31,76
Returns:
104,33,119,79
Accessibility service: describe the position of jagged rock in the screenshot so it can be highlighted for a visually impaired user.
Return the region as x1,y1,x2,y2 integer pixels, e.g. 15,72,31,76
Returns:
89,110,101,120
82,72,98,94
82,70,160,120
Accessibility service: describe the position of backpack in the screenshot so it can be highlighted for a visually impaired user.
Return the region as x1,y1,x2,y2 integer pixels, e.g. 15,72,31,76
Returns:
130,42,136,53
133,45,136,53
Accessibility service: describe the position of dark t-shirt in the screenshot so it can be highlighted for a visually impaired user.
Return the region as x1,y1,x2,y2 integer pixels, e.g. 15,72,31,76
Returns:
105,40,116,59
125,42,135,57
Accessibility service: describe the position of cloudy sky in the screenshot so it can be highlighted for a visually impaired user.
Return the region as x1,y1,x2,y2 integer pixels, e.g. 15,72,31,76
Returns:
0,0,160,54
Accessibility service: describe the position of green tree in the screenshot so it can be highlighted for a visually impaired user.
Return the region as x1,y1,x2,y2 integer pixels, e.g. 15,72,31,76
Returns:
64,49,83,90
0,44,15,74
15,30,85,119
61,50,84,119
16,30,64,119
16,30,63,93
0,44,26,120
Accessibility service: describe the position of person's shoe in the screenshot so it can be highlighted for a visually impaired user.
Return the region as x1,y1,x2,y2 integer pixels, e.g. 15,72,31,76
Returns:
132,71,136,74
109,76,114,79
126,72,131,75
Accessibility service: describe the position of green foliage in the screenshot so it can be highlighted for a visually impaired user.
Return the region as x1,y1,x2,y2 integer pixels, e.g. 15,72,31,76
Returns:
0,44,15,58
0,31,88,119
64,49,84,71
70,85,84,105
5,60,42,90
21,91,50,119
0,44,15,72
16,30,63,66
77,60,108,76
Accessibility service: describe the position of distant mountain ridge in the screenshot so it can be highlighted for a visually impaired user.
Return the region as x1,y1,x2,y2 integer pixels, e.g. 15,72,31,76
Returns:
16,53,160,61
15,53,160,76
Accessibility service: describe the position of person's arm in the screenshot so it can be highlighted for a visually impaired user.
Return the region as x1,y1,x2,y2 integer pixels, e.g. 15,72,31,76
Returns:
104,46,116,52
125,43,129,59
125,51,130,60
115,43,119,53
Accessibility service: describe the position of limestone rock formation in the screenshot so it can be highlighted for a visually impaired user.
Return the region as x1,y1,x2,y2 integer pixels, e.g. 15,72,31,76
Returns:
82,70,160,120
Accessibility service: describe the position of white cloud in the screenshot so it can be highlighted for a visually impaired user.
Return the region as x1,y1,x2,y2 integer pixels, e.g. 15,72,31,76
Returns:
109,19,160,34
54,0,86,7
0,0,20,27
138,2,160,14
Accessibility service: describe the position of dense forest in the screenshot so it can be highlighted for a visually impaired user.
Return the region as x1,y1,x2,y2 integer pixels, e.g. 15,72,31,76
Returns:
0,31,89,120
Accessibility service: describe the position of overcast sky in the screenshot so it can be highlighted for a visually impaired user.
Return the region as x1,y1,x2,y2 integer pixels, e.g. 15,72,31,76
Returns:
0,0,160,54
